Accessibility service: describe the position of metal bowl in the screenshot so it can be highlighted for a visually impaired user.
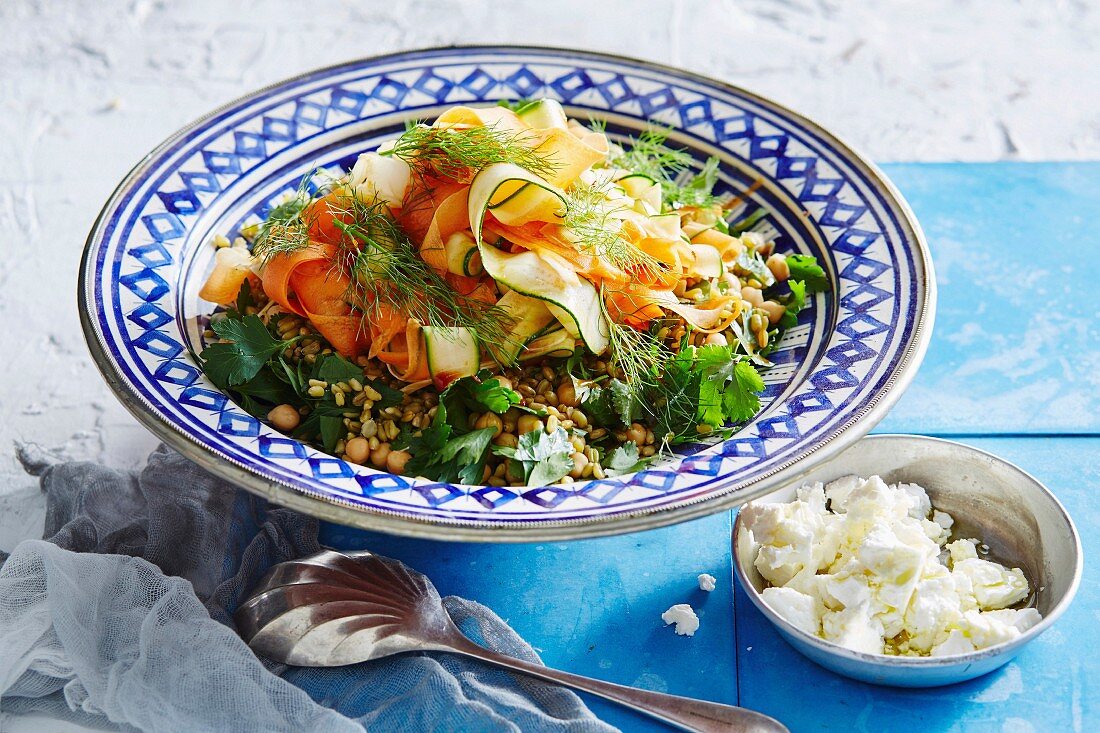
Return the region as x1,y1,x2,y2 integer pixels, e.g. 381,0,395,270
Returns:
732,434,1082,687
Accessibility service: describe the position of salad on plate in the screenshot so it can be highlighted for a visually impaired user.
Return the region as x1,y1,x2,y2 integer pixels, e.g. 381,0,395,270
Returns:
196,99,827,488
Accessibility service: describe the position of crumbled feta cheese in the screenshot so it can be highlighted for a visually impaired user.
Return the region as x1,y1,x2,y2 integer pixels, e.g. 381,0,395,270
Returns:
930,629,976,657
697,573,717,592
822,602,885,654
742,487,838,588
762,586,821,635
741,475,1041,657
661,604,700,636
824,475,860,513
952,559,1030,609
947,538,979,563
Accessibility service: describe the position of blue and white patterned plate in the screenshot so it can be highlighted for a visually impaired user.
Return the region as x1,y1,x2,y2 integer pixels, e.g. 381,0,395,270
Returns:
79,47,934,541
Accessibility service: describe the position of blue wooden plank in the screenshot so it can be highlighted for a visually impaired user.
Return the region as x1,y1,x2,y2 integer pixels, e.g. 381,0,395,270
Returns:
874,163,1100,435
736,435,1097,732
321,511,738,732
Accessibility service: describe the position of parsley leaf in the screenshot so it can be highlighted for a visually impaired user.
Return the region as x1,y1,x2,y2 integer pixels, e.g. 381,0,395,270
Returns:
201,315,294,387
395,399,496,484
314,353,363,384
786,254,828,293
439,370,523,433
602,443,653,477
497,428,575,486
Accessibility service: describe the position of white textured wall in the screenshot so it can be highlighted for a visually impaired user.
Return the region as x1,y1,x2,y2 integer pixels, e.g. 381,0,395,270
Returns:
0,0,1096,551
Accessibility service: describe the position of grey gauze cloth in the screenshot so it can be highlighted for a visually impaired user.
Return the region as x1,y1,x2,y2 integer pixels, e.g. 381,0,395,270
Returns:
0,445,618,733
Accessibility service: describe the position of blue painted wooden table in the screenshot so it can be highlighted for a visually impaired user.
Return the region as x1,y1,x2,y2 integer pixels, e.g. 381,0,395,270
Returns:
323,163,1099,732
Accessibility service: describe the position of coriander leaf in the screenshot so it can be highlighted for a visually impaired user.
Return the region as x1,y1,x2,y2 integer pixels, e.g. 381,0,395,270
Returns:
471,378,522,413
580,384,615,427
692,344,733,428
231,279,255,319
779,279,807,331
786,254,828,293
201,315,292,387
608,379,636,426
528,452,574,487
602,443,653,478
722,360,765,423
579,378,634,428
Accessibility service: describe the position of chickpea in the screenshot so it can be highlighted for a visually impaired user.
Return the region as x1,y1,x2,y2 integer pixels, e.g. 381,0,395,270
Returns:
704,332,728,347
625,422,646,445
517,415,544,435
760,300,787,325
474,411,504,437
386,449,411,474
495,375,513,391
344,437,370,465
741,286,764,307
766,253,790,281
267,404,300,431
370,442,391,468
493,432,519,448
556,380,578,407
569,452,589,479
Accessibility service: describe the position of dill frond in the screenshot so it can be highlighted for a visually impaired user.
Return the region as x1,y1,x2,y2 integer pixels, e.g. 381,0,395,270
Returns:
387,122,558,183
251,170,333,264
598,284,667,401
606,126,721,210
326,194,516,350
607,127,692,187
563,180,664,277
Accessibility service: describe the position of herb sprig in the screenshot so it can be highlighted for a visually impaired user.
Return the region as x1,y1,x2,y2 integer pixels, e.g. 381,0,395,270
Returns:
386,121,558,183
605,126,721,209
563,180,664,276
327,194,516,351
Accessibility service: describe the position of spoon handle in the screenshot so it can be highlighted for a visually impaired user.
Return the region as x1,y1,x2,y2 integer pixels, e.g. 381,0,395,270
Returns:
446,637,787,733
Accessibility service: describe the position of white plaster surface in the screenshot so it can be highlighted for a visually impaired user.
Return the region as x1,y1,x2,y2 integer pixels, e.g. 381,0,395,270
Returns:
0,1,1095,730
1,0,1096,546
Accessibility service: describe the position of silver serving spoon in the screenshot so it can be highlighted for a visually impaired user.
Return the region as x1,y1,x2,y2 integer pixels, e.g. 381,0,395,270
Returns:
236,549,787,733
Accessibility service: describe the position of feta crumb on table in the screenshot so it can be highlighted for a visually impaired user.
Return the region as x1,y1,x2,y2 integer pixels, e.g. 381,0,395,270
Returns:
742,475,1041,657
698,573,717,592
661,604,700,636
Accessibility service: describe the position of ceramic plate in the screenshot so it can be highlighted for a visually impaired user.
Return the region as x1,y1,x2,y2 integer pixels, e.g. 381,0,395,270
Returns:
80,46,935,541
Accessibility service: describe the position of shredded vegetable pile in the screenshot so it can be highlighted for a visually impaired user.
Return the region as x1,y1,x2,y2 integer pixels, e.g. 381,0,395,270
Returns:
197,99,827,487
